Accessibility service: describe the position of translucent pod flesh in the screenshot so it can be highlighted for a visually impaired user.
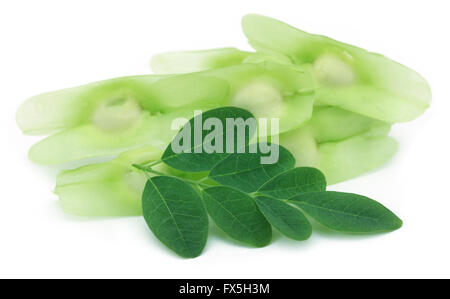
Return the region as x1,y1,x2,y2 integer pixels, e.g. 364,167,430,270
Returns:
16,73,230,136
26,73,231,164
243,51,294,66
279,127,319,168
21,73,229,164
280,131,397,185
151,48,251,74
242,14,431,123
279,107,395,184
55,146,162,216
22,63,315,164
150,48,295,74
318,135,398,185
16,75,166,135
307,106,391,143
29,109,195,164
206,62,315,134
151,56,316,133
55,145,210,217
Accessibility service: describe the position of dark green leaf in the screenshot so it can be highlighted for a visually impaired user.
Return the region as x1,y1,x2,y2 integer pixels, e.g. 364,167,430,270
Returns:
255,196,312,241
258,167,326,199
288,191,403,233
209,143,295,193
162,107,256,172
142,176,209,258
202,186,272,247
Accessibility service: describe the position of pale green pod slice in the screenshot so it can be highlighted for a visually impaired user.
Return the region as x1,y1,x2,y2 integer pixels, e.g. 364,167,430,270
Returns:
279,130,397,185
151,48,251,74
29,109,193,164
307,106,391,143
279,106,390,165
279,107,394,184
279,126,320,168
16,75,168,135
22,72,230,164
24,63,315,164
55,146,162,216
318,135,398,185
150,48,295,74
207,62,315,134
150,60,315,134
16,73,230,136
242,14,431,123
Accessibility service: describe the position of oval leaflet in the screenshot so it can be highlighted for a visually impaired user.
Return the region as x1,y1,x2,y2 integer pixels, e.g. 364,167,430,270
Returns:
142,176,209,258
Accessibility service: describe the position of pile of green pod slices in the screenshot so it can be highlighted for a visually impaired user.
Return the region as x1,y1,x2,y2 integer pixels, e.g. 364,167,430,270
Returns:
16,15,429,257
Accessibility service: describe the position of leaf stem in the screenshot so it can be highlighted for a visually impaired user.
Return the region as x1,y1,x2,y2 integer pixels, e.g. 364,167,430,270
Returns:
132,164,213,189
142,167,166,177
131,164,153,179
142,160,162,168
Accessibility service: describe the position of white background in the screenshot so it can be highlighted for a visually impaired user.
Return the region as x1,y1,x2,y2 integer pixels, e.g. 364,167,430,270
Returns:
1,0,449,279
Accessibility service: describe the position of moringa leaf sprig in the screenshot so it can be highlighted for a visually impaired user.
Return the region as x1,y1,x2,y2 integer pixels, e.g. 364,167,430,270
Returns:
136,107,402,258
